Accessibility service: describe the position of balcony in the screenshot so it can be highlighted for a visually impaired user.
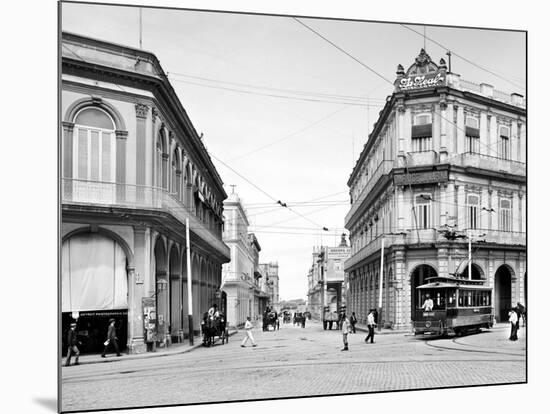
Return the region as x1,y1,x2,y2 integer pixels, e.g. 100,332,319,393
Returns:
345,233,408,271
346,160,394,225
62,178,230,259
450,153,526,176
480,230,525,246
405,150,438,167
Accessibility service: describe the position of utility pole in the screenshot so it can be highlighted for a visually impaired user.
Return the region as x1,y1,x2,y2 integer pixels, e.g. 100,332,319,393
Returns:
468,229,472,280
186,217,193,345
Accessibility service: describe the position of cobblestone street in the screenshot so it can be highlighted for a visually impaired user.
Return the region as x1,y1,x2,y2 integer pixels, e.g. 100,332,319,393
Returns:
61,321,526,412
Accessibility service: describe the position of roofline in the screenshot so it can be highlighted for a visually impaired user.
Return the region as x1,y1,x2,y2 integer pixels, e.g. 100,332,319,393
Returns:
347,85,526,187
61,31,228,200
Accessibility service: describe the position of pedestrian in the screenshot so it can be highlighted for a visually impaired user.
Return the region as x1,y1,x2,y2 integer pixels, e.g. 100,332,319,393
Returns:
241,316,257,347
508,308,518,341
301,313,306,328
365,310,376,344
65,322,80,366
208,303,219,320
516,302,526,327
350,312,357,333
341,313,351,351
101,318,122,357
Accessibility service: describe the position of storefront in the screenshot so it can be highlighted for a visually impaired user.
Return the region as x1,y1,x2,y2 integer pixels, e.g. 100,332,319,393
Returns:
61,232,129,353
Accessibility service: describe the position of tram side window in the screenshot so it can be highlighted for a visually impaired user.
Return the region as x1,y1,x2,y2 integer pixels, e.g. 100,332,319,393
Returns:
448,293,456,306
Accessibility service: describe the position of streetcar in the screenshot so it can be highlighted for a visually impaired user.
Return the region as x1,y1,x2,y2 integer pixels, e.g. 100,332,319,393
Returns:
413,275,493,337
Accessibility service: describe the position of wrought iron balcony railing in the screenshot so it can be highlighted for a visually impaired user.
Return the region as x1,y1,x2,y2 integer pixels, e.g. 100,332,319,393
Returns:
62,178,229,258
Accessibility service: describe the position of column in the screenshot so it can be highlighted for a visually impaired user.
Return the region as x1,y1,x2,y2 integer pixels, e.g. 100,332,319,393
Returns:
512,192,520,232
439,184,447,227
519,192,525,233
433,104,441,152
456,106,465,155
511,120,519,162
397,186,405,230
151,107,158,189
404,107,412,154
129,226,148,354
479,112,488,156
457,185,465,230
62,121,74,199
480,187,489,229
487,188,494,230
135,104,148,203
162,153,169,190
489,114,498,157
491,190,499,231
115,130,128,202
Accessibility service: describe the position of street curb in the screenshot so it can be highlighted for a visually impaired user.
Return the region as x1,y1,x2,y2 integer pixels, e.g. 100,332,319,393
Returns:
63,329,239,367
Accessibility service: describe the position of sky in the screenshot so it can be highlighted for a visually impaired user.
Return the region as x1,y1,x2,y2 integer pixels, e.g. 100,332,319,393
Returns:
61,1,525,301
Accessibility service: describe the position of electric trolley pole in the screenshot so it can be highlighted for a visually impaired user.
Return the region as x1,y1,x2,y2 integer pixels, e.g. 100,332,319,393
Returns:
186,217,193,345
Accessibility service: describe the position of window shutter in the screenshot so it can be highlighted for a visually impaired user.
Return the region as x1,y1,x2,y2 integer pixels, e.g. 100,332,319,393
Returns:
412,124,432,138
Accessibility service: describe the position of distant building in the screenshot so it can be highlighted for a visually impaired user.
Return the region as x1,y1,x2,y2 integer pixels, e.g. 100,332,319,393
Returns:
222,192,269,327
345,49,526,329
307,235,351,320
259,262,280,311
61,32,230,354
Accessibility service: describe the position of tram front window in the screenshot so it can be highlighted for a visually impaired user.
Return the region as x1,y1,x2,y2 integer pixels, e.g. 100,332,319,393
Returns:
419,290,446,310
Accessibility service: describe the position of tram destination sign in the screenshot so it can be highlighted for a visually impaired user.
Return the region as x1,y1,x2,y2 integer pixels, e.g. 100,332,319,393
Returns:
398,72,445,91
394,170,448,186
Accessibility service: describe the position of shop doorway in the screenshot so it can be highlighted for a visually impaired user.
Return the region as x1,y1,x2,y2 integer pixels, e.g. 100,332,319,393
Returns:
495,265,513,322
410,264,438,318
62,311,128,354
62,232,129,354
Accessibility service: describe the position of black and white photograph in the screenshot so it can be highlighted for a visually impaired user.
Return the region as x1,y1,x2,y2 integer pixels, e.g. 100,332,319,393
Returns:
6,1,550,414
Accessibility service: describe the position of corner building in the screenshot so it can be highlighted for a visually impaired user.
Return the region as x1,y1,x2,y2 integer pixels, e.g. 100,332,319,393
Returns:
345,49,526,330
61,32,230,353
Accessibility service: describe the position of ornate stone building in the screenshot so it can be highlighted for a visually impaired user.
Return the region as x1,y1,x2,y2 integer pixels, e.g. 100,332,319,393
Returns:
61,32,230,354
345,49,526,329
307,235,351,320
221,192,269,327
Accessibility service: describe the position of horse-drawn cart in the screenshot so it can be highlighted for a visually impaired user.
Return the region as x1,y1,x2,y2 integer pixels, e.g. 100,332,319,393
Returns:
201,313,228,347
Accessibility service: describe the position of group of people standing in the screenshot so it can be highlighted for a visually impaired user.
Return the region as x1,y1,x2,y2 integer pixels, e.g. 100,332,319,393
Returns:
340,310,377,351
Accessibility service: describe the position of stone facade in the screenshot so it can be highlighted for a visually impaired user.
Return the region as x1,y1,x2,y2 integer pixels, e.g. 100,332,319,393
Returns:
61,32,230,354
345,49,526,330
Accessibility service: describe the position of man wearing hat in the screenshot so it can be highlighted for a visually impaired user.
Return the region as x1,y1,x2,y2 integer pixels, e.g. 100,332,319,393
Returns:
65,322,80,366
101,318,122,358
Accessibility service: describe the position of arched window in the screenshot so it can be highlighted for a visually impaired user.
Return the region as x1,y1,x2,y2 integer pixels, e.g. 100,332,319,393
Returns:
73,107,116,182
155,137,163,188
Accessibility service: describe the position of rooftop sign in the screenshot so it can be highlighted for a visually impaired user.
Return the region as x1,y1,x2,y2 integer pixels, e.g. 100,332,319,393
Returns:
327,247,351,260
398,72,445,91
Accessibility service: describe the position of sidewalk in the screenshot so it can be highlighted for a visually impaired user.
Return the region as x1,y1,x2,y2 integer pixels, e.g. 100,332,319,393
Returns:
63,328,239,367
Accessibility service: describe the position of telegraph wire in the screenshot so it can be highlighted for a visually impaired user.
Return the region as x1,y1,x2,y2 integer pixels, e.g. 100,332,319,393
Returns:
168,76,385,108
167,71,388,104
230,106,349,161
399,24,525,91
293,18,395,85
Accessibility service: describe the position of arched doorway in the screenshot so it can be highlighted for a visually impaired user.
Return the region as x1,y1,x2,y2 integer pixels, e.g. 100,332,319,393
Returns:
410,264,438,318
169,244,182,343
495,265,513,322
62,232,129,353
153,237,168,345
460,263,485,280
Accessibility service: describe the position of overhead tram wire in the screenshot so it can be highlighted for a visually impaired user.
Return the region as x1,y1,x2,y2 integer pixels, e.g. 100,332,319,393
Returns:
292,18,395,86
230,106,349,161
167,71,388,104
168,77,386,108
399,24,525,91
291,17,525,166
208,152,328,230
